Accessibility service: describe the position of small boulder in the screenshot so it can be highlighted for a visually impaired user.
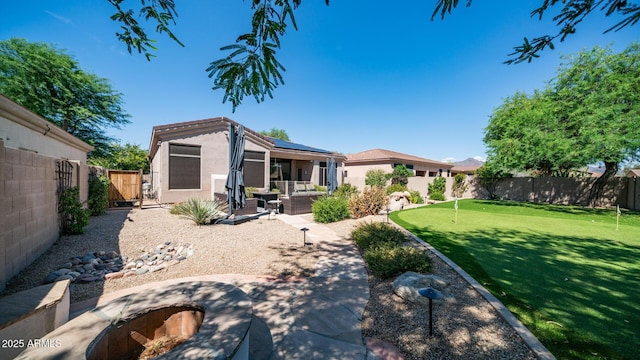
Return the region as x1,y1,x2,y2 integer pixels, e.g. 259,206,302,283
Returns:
392,271,454,304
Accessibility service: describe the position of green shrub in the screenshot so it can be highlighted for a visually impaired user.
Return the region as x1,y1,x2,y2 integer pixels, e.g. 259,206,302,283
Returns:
365,169,388,188
245,186,258,198
452,173,468,197
170,198,228,225
409,190,424,204
334,183,359,199
428,177,446,201
88,175,110,215
386,183,407,195
59,186,90,234
364,245,432,279
351,222,406,250
314,184,327,192
389,164,413,186
349,186,387,218
312,196,350,223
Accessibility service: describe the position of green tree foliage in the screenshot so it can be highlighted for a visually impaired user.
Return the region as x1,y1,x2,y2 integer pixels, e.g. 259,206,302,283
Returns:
433,0,640,64
484,90,586,177
259,128,290,141
0,38,130,158
89,143,150,172
58,187,90,234
88,175,110,216
451,173,468,197
484,43,640,204
365,169,389,188
474,163,509,200
428,177,447,201
107,1,638,109
388,164,413,186
553,43,640,203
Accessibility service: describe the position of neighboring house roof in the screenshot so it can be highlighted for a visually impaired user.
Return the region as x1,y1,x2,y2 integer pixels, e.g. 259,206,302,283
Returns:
345,148,453,168
626,169,640,177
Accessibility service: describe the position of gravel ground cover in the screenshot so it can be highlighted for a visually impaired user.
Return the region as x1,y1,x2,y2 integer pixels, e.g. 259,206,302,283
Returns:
1,206,537,359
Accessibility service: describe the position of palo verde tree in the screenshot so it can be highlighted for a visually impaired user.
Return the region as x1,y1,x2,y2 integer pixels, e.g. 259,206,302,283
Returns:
484,43,640,205
0,38,130,158
484,90,588,177
553,43,640,204
106,1,639,109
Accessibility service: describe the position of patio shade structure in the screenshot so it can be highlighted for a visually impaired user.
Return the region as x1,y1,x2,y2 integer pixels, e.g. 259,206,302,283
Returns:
225,124,246,215
327,157,338,195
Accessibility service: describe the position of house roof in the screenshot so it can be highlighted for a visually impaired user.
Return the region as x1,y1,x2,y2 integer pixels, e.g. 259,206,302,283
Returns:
626,168,640,177
148,117,344,161
345,148,453,168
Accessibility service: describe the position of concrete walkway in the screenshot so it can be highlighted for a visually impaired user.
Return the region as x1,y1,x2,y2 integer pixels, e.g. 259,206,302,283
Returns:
247,213,374,359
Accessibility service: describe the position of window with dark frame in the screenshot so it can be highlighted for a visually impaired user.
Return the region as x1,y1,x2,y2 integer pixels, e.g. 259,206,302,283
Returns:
244,150,266,188
169,144,201,189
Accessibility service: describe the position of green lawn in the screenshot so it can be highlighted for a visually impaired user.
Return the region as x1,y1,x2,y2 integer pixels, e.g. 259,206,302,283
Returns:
390,200,640,360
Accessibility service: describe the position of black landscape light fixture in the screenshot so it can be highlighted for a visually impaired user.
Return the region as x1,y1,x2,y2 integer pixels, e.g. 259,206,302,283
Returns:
300,227,309,246
418,287,443,336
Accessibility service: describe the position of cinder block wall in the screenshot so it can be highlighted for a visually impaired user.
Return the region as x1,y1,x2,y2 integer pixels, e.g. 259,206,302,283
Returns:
0,139,59,292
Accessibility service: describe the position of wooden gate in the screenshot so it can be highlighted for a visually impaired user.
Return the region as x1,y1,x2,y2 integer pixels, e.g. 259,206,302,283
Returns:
108,170,142,207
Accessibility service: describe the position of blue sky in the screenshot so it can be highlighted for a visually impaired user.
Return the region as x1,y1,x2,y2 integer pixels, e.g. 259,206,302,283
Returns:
2,1,637,162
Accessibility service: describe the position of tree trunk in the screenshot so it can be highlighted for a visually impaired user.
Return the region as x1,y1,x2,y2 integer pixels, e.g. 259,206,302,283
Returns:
588,161,618,207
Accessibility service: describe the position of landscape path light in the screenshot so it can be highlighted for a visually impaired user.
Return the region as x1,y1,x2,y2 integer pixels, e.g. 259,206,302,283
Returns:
418,287,443,336
300,227,309,246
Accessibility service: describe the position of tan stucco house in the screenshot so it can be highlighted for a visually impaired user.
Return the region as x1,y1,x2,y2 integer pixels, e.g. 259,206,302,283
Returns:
148,117,345,204
343,148,453,186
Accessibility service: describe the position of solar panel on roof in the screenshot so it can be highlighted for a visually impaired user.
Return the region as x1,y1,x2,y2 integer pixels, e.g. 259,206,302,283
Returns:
270,137,332,154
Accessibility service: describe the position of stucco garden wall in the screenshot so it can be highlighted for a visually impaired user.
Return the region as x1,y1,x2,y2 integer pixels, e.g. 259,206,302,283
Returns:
0,95,92,291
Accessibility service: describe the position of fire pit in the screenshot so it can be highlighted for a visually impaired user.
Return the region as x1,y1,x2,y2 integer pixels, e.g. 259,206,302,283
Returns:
16,281,252,360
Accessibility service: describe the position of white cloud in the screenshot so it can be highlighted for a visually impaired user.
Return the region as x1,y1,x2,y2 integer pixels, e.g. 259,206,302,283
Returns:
443,157,456,164
473,156,486,162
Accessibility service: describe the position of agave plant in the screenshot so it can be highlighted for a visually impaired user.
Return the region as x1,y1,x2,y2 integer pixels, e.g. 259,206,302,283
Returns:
170,198,228,225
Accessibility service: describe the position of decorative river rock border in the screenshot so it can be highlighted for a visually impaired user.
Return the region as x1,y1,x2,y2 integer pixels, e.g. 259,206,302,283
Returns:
43,242,194,284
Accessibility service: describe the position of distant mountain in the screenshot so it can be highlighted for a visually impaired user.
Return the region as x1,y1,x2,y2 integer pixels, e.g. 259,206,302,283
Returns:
454,157,485,167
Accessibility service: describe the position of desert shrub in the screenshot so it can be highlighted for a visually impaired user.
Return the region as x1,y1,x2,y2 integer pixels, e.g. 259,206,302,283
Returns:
314,184,327,192
452,173,469,197
245,186,258,198
311,196,350,223
334,183,359,199
349,186,387,218
386,183,407,195
88,175,110,215
409,190,424,204
59,186,90,234
365,169,388,188
364,246,432,279
428,177,446,201
389,164,412,186
170,198,228,225
351,222,406,250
